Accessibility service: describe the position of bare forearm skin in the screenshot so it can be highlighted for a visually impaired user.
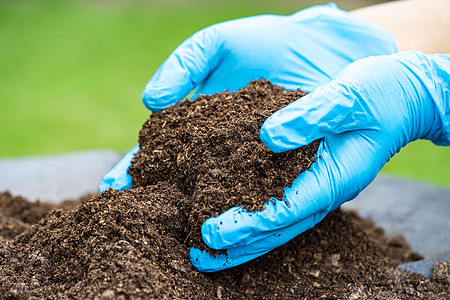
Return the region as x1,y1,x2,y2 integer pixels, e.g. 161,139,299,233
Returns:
351,0,450,53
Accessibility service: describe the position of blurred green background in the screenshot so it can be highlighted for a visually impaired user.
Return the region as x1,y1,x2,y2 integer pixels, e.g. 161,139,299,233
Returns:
1,0,449,187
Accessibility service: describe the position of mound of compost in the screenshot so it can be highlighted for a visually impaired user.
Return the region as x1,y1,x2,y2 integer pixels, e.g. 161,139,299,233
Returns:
129,79,319,249
0,80,448,299
0,192,82,239
0,191,447,299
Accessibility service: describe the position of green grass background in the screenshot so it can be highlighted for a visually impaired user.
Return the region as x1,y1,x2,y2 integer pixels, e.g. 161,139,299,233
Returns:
1,0,449,187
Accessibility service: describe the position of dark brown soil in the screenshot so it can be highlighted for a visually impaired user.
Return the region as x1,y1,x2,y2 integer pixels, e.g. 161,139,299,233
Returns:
432,261,450,285
0,192,82,239
0,190,447,299
129,79,319,249
0,80,448,299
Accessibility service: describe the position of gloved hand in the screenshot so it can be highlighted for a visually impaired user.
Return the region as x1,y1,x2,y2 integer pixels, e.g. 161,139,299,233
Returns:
190,51,450,272
99,3,397,192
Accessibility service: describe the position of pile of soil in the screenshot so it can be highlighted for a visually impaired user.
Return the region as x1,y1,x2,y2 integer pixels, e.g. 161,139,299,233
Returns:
0,192,81,240
129,79,319,249
0,80,448,299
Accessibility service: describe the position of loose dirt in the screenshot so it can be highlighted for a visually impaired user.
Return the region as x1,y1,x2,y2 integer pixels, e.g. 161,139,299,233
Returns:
0,80,448,299
129,79,319,249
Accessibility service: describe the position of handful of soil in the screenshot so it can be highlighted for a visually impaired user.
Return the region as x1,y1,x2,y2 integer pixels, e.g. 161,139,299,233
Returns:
0,80,448,299
129,79,319,249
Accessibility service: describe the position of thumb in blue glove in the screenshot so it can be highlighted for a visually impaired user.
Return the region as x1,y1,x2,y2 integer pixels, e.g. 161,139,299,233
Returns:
190,51,450,272
99,145,140,193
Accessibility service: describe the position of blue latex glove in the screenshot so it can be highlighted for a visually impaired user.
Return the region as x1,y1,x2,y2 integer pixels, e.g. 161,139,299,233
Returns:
99,3,397,192
190,51,450,272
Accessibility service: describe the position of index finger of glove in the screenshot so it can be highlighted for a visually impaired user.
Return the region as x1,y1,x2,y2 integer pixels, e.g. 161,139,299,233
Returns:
260,78,376,153
142,26,224,112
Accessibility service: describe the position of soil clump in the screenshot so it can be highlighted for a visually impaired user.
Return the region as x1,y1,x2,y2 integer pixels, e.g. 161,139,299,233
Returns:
129,79,319,248
0,80,448,299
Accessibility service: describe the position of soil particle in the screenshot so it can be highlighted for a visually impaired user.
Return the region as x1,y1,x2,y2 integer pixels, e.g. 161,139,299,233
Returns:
0,80,448,299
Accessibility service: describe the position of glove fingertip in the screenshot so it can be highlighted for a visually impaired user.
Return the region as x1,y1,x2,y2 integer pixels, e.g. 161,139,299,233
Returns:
114,175,133,191
201,206,254,250
259,122,286,153
99,146,138,193
142,86,185,112
98,175,133,193
201,217,222,249
189,247,230,273
142,27,222,111
260,110,310,153
98,179,112,193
